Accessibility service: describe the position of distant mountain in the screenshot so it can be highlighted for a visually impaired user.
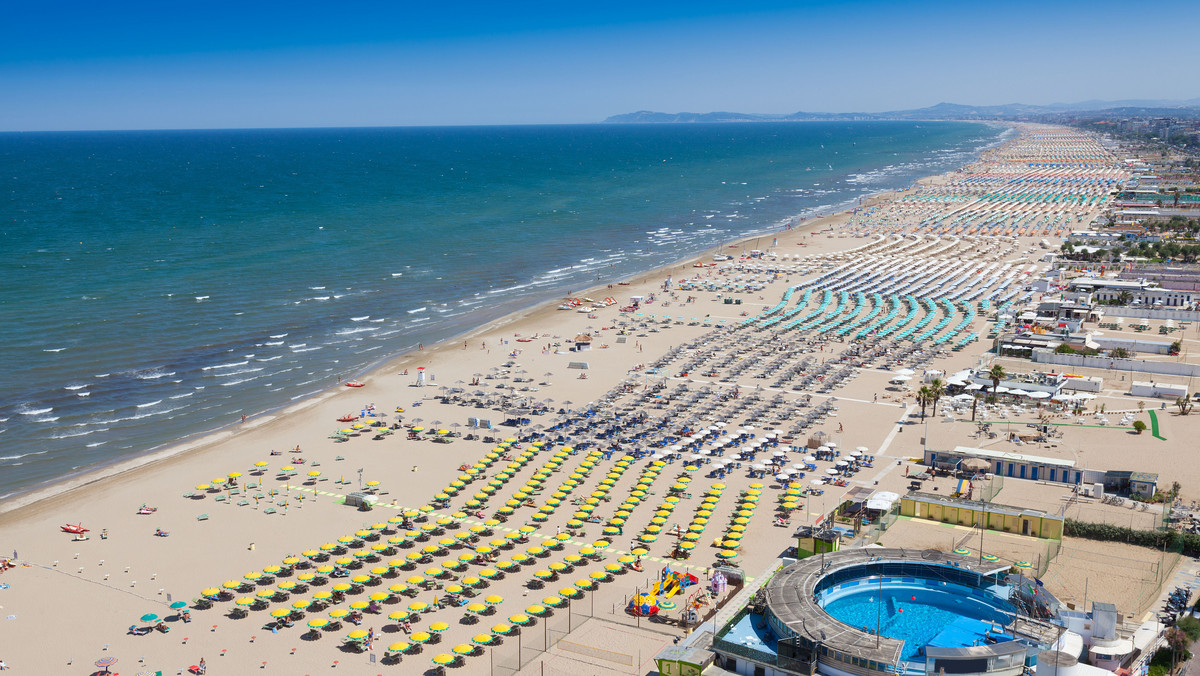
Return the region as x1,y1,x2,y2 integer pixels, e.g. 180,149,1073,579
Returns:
602,99,1200,124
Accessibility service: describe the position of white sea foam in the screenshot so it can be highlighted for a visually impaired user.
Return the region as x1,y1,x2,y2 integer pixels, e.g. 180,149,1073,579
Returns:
19,406,53,416
291,346,322,353
77,392,91,397
263,340,285,346
135,369,175,380
351,315,370,321
51,427,108,439
0,450,49,461
202,360,248,371
136,400,163,408
220,376,264,386
213,366,264,377
195,295,210,301
64,384,88,391
86,441,108,447
335,327,379,336
90,404,189,426
270,333,288,339
169,392,195,399
44,347,67,352
256,355,282,362
407,307,427,314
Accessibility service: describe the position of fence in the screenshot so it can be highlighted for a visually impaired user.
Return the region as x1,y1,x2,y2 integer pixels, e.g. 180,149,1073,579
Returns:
1037,538,1061,577
1032,348,1200,377
856,502,900,547
491,589,596,676
980,472,1004,503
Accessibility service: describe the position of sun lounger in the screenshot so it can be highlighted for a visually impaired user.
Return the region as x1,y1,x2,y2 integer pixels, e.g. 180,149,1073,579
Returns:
263,507,277,515
237,500,250,506
196,513,209,521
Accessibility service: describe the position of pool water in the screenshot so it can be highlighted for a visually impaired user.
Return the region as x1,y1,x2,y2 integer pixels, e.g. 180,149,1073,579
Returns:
821,579,1014,660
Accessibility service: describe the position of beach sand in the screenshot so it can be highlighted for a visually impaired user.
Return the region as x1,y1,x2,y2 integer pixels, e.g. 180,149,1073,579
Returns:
1,123,1194,674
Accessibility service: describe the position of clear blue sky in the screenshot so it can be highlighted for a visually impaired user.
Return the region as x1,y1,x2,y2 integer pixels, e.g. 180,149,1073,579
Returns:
2,0,1197,130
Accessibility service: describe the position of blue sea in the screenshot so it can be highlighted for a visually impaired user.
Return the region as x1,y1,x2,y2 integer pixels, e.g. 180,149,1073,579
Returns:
0,121,1008,499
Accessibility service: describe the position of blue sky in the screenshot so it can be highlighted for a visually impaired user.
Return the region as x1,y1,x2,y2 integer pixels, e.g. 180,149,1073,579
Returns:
2,0,1197,130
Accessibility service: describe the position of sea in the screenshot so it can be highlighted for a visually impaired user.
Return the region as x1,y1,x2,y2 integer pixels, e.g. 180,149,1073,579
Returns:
0,121,1010,499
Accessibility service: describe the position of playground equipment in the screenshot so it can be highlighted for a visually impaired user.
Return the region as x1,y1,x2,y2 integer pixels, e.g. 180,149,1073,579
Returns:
626,565,699,617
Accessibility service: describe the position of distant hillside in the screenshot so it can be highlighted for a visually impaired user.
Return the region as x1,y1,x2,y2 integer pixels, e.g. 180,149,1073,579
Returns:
602,99,1200,124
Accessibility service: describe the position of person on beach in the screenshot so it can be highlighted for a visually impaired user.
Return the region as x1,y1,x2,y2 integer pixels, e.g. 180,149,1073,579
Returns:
198,657,207,674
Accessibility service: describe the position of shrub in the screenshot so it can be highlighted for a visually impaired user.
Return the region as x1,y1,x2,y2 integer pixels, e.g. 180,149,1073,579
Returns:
1133,420,1148,434
1176,616,1200,642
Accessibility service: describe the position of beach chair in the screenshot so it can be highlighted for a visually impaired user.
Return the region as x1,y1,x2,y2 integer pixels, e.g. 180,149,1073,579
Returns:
263,507,277,515
182,491,195,499
196,513,209,521
215,495,228,503
237,500,249,507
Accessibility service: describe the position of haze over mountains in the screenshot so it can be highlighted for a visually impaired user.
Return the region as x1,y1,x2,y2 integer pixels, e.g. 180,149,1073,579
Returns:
603,99,1200,123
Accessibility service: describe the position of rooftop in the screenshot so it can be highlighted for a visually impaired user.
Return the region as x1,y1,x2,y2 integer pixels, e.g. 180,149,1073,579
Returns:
948,445,1076,469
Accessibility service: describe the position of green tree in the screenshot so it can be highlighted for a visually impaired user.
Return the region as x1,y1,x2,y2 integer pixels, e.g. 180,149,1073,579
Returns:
927,378,946,418
987,364,1006,400
917,386,932,421
1178,396,1193,416
1133,420,1148,434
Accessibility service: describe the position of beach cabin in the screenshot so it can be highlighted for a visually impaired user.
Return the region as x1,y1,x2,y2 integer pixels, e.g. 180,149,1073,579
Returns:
792,524,839,559
573,334,593,351
925,446,1081,485
1101,471,1159,498
900,492,1064,539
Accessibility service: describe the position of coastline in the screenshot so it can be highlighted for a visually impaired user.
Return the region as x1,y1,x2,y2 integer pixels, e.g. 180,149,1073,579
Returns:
7,122,1178,676
0,134,1000,520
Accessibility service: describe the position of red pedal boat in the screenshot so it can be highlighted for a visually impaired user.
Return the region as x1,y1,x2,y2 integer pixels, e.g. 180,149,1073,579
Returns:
61,523,89,534
337,414,359,422
344,381,365,388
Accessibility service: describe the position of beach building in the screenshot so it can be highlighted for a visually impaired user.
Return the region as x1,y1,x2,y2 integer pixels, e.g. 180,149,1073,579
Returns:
966,371,1068,399
1068,278,1196,309
793,524,840,559
925,446,1079,484
899,491,1065,539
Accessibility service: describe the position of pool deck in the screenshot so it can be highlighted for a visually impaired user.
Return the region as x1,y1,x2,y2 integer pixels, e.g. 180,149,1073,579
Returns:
765,548,1007,668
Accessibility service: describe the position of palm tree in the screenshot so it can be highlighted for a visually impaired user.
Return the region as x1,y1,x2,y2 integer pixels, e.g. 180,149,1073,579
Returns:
927,378,946,418
987,364,1006,400
917,386,932,421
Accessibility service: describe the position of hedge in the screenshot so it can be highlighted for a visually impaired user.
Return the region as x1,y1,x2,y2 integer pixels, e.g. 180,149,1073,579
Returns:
1064,519,1200,557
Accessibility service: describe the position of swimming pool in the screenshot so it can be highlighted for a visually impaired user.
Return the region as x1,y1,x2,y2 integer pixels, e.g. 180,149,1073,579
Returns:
818,573,1016,661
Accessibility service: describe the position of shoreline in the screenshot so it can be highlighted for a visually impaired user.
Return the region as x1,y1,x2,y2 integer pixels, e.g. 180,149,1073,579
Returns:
7,123,1176,676
0,136,1000,520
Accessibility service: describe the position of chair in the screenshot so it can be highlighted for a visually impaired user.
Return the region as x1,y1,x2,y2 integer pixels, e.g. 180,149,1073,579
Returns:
196,514,210,521
263,507,277,515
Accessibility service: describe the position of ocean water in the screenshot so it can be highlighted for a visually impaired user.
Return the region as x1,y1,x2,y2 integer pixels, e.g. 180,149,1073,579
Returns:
0,121,1007,498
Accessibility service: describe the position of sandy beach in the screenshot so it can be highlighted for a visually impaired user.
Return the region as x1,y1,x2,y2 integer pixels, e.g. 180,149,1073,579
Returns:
3,123,1195,675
